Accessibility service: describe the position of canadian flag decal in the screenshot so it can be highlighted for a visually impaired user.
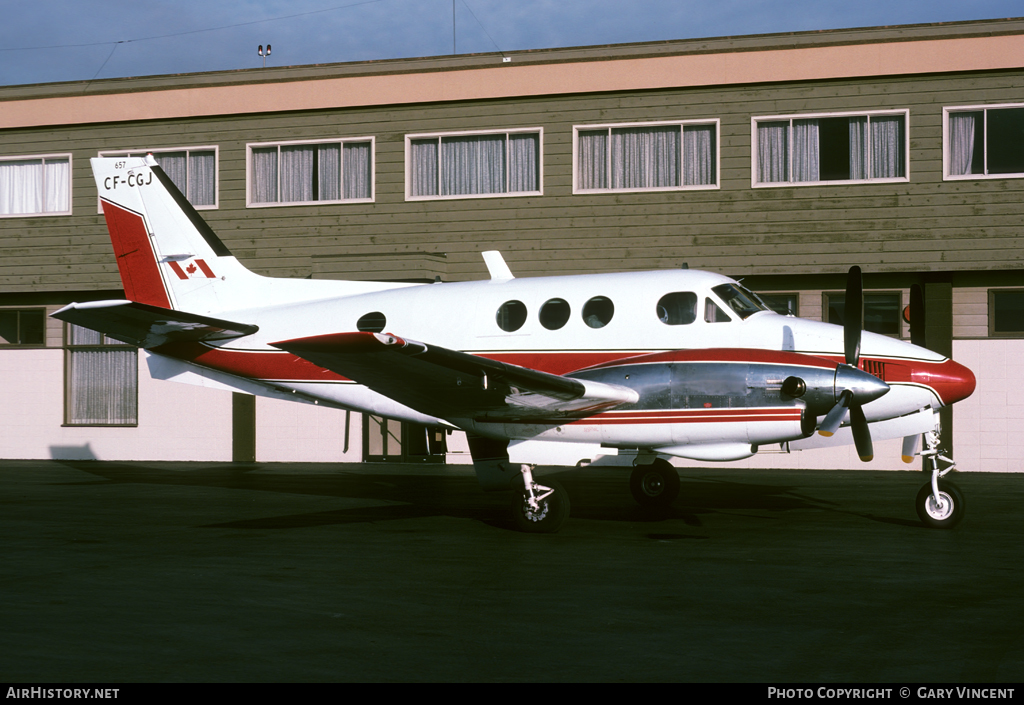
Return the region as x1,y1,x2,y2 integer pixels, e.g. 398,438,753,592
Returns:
168,258,216,280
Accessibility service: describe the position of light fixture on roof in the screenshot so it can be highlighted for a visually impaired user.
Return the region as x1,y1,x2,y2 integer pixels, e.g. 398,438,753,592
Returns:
258,44,272,68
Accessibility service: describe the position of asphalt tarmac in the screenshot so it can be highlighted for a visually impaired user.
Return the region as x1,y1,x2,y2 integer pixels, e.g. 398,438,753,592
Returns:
1,459,1022,683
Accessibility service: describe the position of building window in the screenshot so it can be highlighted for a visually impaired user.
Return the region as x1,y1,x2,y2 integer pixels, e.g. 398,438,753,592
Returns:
574,121,718,192
0,154,71,217
946,105,1024,179
753,111,908,186
989,290,1024,337
0,308,45,346
823,292,901,337
248,138,373,206
99,147,217,208
406,129,541,200
760,293,799,316
65,324,137,426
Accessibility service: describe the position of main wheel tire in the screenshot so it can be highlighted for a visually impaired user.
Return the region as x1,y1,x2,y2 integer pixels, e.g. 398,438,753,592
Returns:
512,479,569,533
630,459,681,507
916,479,965,529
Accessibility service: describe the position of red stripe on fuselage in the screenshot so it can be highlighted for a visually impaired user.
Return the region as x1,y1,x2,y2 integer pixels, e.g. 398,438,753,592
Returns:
155,342,349,382
101,200,171,308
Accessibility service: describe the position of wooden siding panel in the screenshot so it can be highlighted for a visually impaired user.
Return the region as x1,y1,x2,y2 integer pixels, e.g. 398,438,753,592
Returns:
1,70,1023,292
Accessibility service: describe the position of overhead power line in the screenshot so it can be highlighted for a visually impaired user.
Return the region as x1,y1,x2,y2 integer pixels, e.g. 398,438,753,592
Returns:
0,0,385,52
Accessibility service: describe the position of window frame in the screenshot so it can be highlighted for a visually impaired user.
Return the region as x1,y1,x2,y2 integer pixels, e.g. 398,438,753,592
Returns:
751,109,910,188
404,127,543,202
98,146,219,211
246,137,375,208
0,307,47,347
943,103,1024,181
63,323,138,427
988,288,1024,338
0,153,73,218
572,119,720,194
822,290,904,338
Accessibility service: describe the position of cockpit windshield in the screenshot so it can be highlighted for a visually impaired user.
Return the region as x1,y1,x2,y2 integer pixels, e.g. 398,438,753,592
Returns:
712,283,769,320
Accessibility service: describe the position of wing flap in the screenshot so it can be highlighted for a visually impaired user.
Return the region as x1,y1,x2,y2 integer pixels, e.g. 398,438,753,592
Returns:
52,300,258,348
271,331,638,422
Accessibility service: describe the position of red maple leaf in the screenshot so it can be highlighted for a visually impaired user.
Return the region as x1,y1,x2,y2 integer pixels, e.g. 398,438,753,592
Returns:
186,263,197,275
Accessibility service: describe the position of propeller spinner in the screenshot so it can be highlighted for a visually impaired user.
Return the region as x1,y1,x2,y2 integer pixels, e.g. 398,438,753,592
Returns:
817,265,890,461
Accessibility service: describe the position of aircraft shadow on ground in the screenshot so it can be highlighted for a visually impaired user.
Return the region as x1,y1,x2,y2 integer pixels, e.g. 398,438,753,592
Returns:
54,460,919,531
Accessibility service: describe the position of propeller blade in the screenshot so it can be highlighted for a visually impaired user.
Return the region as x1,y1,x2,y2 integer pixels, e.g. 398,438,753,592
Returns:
849,404,873,462
817,389,852,437
844,266,863,367
901,434,921,464
909,284,926,348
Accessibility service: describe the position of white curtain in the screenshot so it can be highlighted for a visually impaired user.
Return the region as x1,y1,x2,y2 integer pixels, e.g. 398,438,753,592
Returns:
317,144,341,201
187,151,216,206
251,148,278,203
342,142,371,199
154,152,187,195
611,126,679,189
849,117,869,180
44,158,70,213
871,116,904,178
757,121,788,183
441,134,505,196
949,113,976,176
683,125,715,186
508,133,539,193
577,130,608,190
0,160,43,215
280,145,314,203
792,119,819,182
410,139,438,197
66,325,137,425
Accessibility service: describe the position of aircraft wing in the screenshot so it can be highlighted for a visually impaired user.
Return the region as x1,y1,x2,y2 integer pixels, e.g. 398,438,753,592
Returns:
271,331,639,422
52,300,259,348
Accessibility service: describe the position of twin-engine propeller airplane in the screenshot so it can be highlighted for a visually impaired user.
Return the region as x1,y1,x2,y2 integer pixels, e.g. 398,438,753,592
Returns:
54,156,977,533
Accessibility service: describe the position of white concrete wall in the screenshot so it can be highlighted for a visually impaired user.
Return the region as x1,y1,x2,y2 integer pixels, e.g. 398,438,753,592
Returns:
255,396,363,463
949,339,1024,473
0,348,232,461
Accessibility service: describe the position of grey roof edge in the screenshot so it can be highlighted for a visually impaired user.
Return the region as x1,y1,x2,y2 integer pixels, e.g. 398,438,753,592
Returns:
2,16,1023,102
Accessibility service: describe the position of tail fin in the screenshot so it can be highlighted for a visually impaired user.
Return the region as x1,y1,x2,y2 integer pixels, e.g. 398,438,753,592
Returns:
92,155,263,314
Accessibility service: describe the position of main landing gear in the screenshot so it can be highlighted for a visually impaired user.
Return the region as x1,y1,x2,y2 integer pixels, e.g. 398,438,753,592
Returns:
629,458,680,508
915,431,965,529
511,464,569,533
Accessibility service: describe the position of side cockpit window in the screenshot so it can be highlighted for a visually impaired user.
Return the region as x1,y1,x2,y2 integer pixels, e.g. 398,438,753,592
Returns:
705,298,731,323
656,292,697,325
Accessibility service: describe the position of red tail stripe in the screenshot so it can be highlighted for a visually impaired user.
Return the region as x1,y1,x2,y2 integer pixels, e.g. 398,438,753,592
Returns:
101,201,171,308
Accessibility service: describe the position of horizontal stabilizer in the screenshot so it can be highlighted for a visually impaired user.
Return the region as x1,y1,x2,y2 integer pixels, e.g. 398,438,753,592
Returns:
271,331,638,423
52,300,258,348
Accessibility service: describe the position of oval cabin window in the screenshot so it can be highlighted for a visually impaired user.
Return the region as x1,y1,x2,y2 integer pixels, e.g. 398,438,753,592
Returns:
656,292,697,325
582,296,614,328
496,300,527,332
539,298,571,330
357,312,387,332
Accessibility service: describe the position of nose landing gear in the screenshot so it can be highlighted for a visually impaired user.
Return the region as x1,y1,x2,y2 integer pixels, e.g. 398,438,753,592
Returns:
914,431,965,529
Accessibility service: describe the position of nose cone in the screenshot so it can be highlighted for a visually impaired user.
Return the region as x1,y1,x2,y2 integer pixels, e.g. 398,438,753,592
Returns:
911,359,976,406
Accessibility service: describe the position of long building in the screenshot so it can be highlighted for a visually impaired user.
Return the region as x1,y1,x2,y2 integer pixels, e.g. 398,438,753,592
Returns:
1,18,1022,471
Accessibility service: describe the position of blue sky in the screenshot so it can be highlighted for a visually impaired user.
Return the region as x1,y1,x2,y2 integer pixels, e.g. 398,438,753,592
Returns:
1,0,1021,87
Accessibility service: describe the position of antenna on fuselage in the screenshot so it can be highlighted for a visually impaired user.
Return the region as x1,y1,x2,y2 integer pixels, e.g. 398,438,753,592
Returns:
482,251,514,282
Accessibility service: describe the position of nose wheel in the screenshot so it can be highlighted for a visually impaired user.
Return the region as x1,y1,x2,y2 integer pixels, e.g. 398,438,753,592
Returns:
630,458,680,507
916,479,965,528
